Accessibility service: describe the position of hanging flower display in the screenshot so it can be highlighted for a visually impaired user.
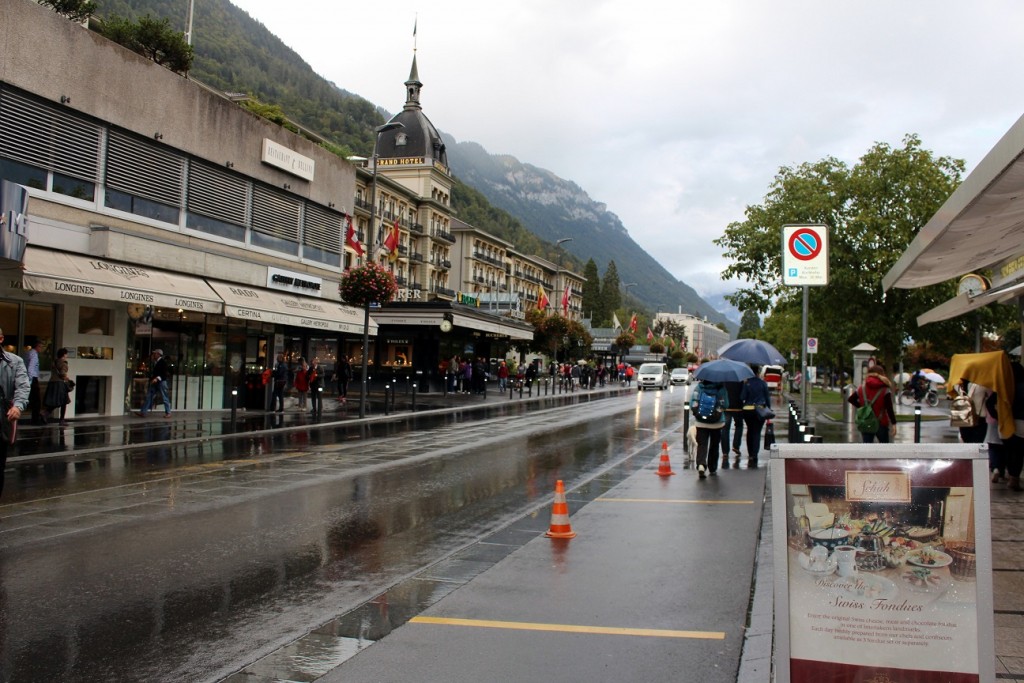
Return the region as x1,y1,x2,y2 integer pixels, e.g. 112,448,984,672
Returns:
339,262,398,308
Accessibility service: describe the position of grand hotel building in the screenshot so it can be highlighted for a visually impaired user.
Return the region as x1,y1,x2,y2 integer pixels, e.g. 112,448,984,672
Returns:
0,0,583,418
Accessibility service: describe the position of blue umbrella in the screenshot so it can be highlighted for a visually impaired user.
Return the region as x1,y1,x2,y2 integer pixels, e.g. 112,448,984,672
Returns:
693,358,755,383
717,339,787,366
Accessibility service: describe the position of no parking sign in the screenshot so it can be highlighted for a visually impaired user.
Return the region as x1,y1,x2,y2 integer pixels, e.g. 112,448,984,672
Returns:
806,337,818,355
782,224,829,286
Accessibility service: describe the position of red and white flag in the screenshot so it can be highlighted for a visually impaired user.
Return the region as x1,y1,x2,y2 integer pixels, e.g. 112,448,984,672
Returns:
382,220,400,262
629,313,638,333
646,327,654,342
344,215,364,257
561,283,572,315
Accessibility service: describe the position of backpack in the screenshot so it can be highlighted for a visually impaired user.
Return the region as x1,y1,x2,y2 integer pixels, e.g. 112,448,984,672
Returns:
950,388,977,427
855,387,883,434
693,384,724,423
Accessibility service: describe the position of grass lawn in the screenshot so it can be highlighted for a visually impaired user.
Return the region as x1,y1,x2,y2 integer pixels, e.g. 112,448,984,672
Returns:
786,388,947,423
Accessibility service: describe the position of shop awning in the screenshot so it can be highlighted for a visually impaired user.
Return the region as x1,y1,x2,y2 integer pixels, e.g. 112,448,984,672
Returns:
452,313,534,341
207,280,375,335
883,110,1024,291
10,248,222,313
917,280,1024,326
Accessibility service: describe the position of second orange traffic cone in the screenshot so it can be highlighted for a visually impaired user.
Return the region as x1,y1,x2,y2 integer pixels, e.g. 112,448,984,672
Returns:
545,480,577,539
655,441,676,477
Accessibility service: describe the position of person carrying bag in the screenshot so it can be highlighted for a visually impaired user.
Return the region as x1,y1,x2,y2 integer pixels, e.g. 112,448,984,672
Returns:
0,327,31,497
43,347,72,426
848,364,897,443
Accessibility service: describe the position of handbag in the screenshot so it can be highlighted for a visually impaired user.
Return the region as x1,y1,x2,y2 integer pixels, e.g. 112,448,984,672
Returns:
755,405,775,420
44,379,70,409
66,379,76,392
0,385,14,445
763,420,776,449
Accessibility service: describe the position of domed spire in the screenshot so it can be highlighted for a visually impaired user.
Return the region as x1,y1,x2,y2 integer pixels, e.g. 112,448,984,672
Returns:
404,55,422,111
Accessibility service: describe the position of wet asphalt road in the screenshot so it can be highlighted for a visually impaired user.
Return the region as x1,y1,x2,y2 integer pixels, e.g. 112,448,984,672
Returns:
0,386,711,682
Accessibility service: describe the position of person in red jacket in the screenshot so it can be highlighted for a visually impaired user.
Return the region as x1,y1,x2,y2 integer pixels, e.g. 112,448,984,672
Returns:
848,364,898,443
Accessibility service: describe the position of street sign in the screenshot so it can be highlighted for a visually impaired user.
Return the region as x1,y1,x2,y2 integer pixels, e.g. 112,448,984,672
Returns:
782,224,829,286
806,337,818,355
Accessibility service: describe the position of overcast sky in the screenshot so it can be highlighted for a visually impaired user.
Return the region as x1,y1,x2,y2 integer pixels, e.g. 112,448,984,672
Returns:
228,0,1024,302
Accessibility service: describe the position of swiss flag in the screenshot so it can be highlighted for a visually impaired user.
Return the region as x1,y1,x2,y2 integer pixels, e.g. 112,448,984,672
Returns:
344,215,364,257
629,313,638,333
646,327,654,342
561,283,572,316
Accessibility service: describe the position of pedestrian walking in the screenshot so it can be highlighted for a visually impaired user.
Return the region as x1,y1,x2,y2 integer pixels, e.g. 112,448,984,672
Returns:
720,380,744,469
334,356,352,404
739,366,773,468
690,378,727,479
24,339,43,424
271,352,288,412
0,328,30,498
293,357,310,410
139,349,172,418
43,347,72,426
848,364,896,443
308,357,323,415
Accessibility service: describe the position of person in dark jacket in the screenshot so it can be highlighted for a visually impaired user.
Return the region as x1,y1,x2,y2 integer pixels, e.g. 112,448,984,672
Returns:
139,349,171,418
739,366,773,467
848,364,897,443
720,380,744,469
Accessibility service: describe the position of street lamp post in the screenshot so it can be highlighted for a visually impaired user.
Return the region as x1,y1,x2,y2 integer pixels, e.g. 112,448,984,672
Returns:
359,121,404,419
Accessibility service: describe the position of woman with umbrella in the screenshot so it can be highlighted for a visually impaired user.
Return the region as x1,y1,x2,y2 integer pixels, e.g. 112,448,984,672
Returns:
739,365,773,468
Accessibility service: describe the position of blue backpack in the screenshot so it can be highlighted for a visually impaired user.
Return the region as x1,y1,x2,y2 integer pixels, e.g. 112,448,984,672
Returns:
693,384,724,423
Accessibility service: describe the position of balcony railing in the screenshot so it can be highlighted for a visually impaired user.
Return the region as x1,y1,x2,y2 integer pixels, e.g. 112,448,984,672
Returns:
395,274,407,285
430,229,456,244
409,251,425,263
432,285,456,297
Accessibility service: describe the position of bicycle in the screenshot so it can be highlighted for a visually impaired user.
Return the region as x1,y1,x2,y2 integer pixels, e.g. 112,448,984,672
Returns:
898,386,939,407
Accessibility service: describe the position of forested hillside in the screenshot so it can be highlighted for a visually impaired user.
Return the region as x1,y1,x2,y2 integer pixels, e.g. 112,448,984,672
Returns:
89,0,732,328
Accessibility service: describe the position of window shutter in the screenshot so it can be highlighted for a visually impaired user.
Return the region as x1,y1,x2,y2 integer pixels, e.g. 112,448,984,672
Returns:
0,87,100,181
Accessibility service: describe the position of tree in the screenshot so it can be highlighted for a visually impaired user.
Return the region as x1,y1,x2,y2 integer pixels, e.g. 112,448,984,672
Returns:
100,14,194,74
652,318,687,350
525,310,593,361
600,261,622,321
39,0,97,23
738,309,761,339
581,259,603,324
714,135,966,371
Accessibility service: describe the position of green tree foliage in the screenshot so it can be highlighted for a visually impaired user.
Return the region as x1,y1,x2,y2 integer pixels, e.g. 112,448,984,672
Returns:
100,13,194,74
714,135,968,370
615,331,636,350
40,0,97,23
581,259,603,324
601,261,622,320
653,318,687,349
738,309,761,339
525,310,593,360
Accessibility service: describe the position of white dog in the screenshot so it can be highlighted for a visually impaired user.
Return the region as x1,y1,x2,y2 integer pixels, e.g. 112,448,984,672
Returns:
685,425,699,466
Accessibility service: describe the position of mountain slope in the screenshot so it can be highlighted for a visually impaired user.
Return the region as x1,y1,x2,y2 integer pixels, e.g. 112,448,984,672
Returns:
91,0,733,328
445,137,727,323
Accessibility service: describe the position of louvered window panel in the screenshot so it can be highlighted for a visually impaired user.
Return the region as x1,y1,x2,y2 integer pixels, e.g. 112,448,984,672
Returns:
106,130,183,206
0,87,100,181
187,162,248,226
303,203,342,253
251,186,300,241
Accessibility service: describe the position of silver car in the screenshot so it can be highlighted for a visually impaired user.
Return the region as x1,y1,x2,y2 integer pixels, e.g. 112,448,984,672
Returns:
637,362,669,391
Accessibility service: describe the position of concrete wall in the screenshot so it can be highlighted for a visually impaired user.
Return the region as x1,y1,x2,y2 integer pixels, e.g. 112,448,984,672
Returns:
0,0,355,212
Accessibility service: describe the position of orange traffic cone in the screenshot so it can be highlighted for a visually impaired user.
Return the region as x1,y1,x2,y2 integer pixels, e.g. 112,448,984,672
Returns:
655,441,676,477
545,480,577,539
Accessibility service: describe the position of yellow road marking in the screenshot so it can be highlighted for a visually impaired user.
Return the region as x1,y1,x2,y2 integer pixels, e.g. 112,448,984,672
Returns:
596,497,754,505
410,616,724,640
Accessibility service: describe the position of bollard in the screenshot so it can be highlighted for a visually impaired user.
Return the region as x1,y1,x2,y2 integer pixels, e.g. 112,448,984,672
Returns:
914,405,921,443
519,381,524,398
509,383,514,401
383,385,390,415
316,386,323,417
230,388,238,429
411,383,417,412
802,425,815,442
682,408,691,454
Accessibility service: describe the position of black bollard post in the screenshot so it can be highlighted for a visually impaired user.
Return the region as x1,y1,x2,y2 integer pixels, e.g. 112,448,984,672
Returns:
519,381,524,399
914,405,921,443
509,383,514,401
383,385,390,416
230,388,238,430
411,383,417,412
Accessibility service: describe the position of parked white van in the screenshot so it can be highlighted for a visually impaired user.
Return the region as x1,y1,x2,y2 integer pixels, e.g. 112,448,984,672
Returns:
637,363,670,391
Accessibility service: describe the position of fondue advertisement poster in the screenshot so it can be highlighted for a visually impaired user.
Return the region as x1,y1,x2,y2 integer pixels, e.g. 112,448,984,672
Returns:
782,457,982,682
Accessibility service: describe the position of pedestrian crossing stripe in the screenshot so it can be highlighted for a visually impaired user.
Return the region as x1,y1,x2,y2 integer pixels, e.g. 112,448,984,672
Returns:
410,616,724,639
595,497,754,505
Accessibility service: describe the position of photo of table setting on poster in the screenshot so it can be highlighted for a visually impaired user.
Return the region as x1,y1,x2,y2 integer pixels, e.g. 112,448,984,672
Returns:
784,457,980,682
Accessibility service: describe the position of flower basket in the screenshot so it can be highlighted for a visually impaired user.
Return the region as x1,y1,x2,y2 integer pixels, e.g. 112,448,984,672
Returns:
339,263,398,308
